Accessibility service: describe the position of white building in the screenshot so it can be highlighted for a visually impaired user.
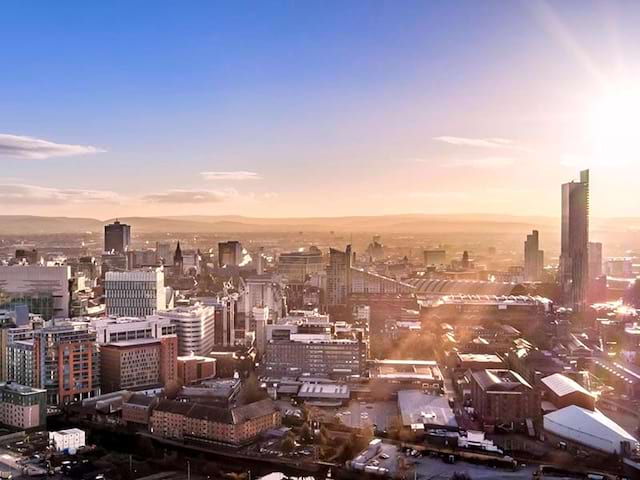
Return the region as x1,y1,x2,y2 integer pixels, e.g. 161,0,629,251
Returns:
0,265,71,319
88,316,176,345
544,405,638,455
153,303,216,356
104,269,168,317
49,428,86,452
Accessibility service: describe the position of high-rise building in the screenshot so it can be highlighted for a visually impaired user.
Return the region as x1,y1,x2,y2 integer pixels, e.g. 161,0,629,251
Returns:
277,247,324,283
21,323,100,406
104,269,167,317
0,265,71,319
0,382,47,430
588,242,603,280
88,315,176,345
424,250,446,267
560,169,590,311
218,241,243,268
524,230,544,281
327,245,352,307
104,220,131,254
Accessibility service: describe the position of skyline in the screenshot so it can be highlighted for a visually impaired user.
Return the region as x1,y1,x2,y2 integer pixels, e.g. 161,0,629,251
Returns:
2,1,640,218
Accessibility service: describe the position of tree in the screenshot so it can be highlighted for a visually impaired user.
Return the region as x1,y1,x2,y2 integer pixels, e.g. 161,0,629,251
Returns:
300,422,313,443
450,473,472,480
281,434,295,454
242,372,268,404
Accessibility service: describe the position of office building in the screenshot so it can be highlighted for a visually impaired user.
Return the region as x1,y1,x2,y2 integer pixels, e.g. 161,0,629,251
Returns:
524,230,544,281
278,247,324,283
262,318,366,379
560,169,590,311
104,220,131,254
154,303,216,356
88,315,176,345
424,250,446,267
218,241,243,268
100,336,178,393
104,269,167,317
0,265,71,319
0,382,47,430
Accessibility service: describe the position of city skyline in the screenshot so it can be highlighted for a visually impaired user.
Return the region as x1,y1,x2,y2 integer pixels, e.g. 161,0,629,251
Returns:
2,1,640,219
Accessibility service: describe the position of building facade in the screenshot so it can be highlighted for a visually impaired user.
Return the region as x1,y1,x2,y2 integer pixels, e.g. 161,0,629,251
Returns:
104,269,167,317
104,220,131,254
154,303,216,356
560,169,590,311
524,230,544,282
0,382,46,430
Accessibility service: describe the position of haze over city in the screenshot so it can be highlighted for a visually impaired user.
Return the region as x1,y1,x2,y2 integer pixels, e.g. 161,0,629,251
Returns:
2,1,640,218
2,2,640,480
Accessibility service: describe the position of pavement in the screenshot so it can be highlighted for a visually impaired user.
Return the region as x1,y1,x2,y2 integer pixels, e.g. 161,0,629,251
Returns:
414,455,537,479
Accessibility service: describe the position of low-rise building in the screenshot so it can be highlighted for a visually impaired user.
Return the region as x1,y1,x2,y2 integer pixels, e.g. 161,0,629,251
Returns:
49,428,86,452
122,393,159,425
470,369,538,431
369,359,444,395
149,398,281,445
397,389,457,431
540,373,596,411
177,355,216,385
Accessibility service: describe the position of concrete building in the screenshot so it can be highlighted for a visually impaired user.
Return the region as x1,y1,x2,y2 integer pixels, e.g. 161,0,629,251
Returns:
278,248,324,283
0,382,46,430
89,315,176,345
218,241,243,268
263,320,366,379
154,303,217,356
100,336,178,393
524,230,544,282
105,269,167,317
470,369,538,430
424,250,446,267
104,220,130,254
560,169,590,311
0,265,71,319
369,359,444,395
397,389,457,431
149,398,281,445
177,355,216,385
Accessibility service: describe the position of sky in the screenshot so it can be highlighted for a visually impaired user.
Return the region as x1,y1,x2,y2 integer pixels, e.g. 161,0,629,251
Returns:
1,0,639,219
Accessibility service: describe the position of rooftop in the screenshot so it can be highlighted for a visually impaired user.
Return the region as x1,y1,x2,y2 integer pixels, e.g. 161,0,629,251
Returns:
471,369,533,391
541,373,594,399
397,389,457,430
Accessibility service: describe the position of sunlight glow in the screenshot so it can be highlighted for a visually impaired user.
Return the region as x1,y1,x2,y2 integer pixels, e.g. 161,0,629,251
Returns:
589,85,640,167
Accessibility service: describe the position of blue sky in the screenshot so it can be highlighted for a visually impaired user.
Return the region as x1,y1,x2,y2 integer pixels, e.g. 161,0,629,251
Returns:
1,1,639,218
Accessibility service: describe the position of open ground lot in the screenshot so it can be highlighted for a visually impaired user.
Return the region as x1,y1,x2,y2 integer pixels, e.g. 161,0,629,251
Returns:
414,455,537,479
336,400,398,431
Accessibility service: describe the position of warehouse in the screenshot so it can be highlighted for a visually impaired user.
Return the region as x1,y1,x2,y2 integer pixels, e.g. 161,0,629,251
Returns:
540,373,595,411
544,405,638,455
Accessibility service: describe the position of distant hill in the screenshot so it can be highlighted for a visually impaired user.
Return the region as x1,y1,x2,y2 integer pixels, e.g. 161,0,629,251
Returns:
0,214,637,236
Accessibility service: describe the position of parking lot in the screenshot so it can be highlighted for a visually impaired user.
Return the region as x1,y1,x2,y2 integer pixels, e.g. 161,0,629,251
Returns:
336,400,398,431
414,455,537,479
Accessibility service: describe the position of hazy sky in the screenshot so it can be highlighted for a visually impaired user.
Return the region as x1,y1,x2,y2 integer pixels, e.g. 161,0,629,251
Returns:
1,0,639,218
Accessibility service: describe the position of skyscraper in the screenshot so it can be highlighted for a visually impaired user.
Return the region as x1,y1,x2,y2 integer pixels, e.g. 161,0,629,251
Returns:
588,242,603,280
218,241,243,268
560,169,590,312
104,220,131,254
524,230,544,281
326,245,352,307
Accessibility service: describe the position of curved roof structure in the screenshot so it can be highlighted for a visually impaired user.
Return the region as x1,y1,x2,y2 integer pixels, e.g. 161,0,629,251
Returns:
407,278,519,296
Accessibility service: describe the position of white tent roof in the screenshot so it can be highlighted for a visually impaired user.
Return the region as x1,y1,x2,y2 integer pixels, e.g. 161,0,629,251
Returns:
544,405,637,450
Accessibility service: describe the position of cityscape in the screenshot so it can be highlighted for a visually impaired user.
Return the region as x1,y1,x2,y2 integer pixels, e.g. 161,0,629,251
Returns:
1,2,640,480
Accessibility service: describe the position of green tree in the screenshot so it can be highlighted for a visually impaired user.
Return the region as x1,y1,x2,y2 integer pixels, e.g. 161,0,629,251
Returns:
281,434,295,454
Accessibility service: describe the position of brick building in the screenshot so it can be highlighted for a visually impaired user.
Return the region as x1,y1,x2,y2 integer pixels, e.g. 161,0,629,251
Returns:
149,398,280,445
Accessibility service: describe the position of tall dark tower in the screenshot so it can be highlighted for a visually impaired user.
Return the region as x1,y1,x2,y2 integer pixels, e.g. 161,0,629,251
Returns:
461,250,470,269
173,241,184,276
560,169,590,312
104,220,131,254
